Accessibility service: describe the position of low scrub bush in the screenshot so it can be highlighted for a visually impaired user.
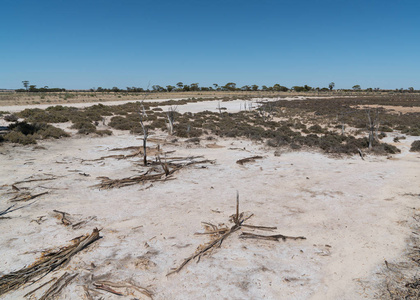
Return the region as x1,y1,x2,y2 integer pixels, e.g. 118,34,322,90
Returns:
4,131,37,144
4,114,18,122
410,140,420,152
71,121,96,134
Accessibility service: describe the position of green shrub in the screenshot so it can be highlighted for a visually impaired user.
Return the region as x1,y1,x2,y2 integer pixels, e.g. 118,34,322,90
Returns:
96,129,113,136
71,121,96,134
4,131,37,144
379,125,393,132
309,124,323,133
37,125,69,139
4,114,18,122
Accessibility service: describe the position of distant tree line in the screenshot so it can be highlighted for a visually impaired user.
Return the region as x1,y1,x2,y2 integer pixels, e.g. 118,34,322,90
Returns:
16,81,65,93
15,81,417,93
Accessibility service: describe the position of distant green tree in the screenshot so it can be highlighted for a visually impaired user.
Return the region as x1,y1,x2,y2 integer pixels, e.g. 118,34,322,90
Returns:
329,82,335,91
29,85,37,92
166,85,175,92
261,85,268,91
22,81,29,92
273,84,288,92
190,83,199,91
176,82,183,91
292,86,306,92
251,85,259,91
222,82,237,91
352,85,361,91
112,87,120,92
408,87,414,92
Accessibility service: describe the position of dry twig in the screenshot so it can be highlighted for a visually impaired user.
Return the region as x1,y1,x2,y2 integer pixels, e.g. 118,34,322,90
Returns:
236,156,263,165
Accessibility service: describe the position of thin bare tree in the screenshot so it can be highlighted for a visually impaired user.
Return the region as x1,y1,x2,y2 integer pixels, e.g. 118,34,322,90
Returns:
166,106,177,135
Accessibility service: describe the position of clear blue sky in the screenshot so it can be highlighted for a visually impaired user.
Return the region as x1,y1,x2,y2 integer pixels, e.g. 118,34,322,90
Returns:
1,0,419,90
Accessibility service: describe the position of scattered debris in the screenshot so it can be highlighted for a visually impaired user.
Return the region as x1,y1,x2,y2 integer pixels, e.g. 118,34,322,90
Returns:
236,156,263,165
167,193,305,275
0,228,101,296
53,209,73,226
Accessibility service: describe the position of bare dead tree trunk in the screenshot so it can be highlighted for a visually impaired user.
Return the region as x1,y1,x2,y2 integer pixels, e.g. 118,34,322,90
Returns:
366,108,379,150
140,118,148,166
166,106,177,135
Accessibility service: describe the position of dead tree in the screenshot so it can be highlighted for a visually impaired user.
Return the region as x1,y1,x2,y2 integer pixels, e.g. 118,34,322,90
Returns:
137,109,149,166
366,108,380,150
166,106,177,135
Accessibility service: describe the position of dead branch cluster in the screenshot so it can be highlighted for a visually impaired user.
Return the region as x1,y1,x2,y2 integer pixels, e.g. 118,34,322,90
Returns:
0,228,101,296
93,156,213,189
167,193,306,275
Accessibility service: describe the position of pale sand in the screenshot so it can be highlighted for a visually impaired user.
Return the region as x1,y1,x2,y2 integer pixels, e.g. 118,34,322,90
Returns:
0,128,419,299
1,97,419,299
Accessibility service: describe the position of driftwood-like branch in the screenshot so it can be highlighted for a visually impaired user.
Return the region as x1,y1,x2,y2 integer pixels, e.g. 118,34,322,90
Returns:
0,201,36,217
9,191,49,202
93,159,213,190
13,176,58,185
167,225,241,276
39,272,78,300
167,193,306,275
0,228,101,296
93,281,153,299
239,232,306,241
53,210,73,226
236,156,263,165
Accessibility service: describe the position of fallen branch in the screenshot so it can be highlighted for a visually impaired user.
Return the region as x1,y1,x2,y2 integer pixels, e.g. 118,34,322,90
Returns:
53,210,73,226
93,282,123,296
94,280,153,299
93,159,213,190
39,272,78,300
9,191,49,202
167,193,305,275
239,232,306,241
236,156,263,165
0,201,36,217
23,277,56,298
0,228,101,296
13,176,58,185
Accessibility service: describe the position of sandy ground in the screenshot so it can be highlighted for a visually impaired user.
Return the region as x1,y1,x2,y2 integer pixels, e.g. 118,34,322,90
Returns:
1,97,420,299
1,127,419,299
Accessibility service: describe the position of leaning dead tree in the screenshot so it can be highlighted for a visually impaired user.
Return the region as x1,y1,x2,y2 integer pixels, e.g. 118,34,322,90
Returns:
167,192,306,275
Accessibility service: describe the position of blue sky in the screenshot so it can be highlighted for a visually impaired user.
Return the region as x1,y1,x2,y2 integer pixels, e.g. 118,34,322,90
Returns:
1,0,419,90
